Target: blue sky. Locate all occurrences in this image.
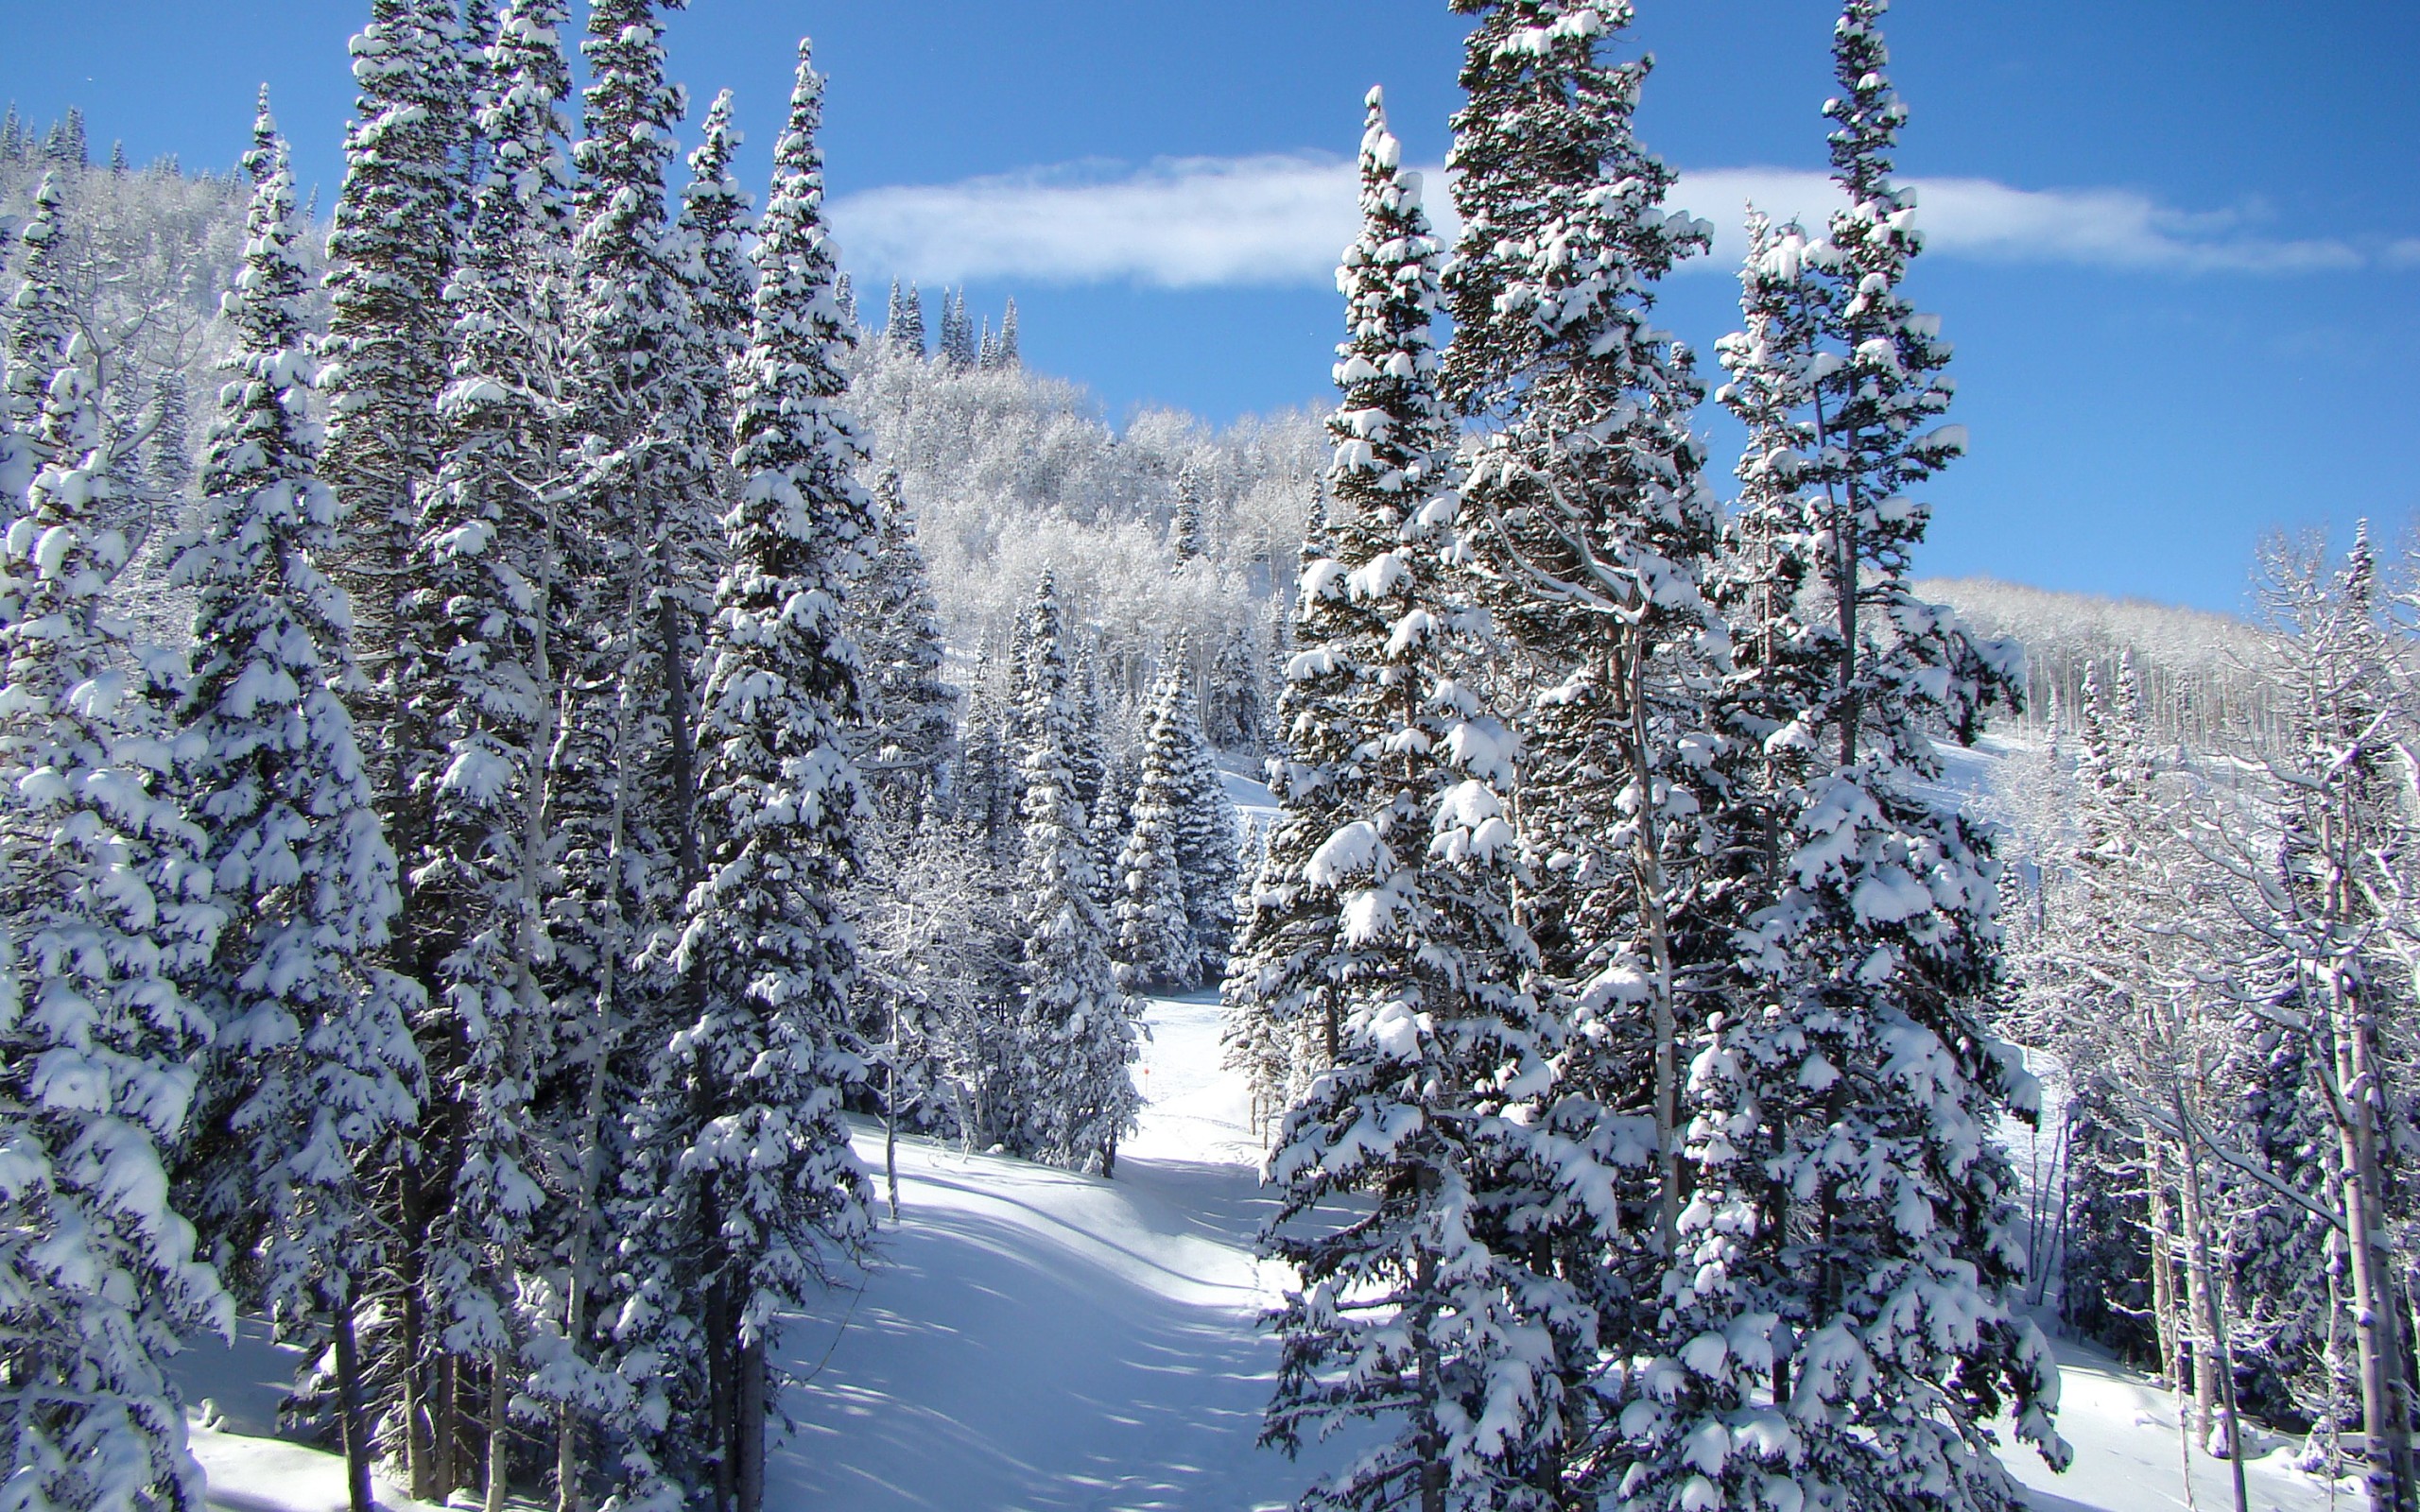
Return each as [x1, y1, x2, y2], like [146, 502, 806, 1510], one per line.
[4, 1, 2414, 611]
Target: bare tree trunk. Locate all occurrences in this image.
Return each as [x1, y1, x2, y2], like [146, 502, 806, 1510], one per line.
[2147, 1130, 2183, 1387]
[1617, 642, 1680, 1257]
[708, 1270, 735, 1512]
[2176, 1127, 2220, 1447]
[485, 1349, 511, 1512]
[2177, 1084, 2250, 1512]
[736, 1338, 767, 1512]
[400, 1159, 437, 1501]
[434, 1349, 458, 1501]
[334, 1295, 374, 1512]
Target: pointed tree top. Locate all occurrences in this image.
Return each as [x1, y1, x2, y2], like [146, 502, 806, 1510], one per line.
[248, 86, 283, 185]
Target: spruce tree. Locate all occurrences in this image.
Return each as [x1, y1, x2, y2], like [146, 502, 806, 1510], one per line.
[1008, 570, 1140, 1174]
[408, 3, 593, 1502]
[1441, 3, 1720, 1352]
[552, 2, 705, 1502]
[1170, 462, 1206, 565]
[4, 174, 72, 452]
[1166, 671, 1238, 981]
[1111, 666, 1198, 990]
[1618, 8, 2062, 1509]
[886, 279, 925, 356]
[638, 42, 875, 1512]
[994, 297, 1020, 369]
[322, 0, 467, 798]
[1253, 90, 1585, 1510]
[172, 105, 424, 1512]
[0, 152, 224, 1512]
[144, 369, 191, 505]
[850, 471, 958, 817]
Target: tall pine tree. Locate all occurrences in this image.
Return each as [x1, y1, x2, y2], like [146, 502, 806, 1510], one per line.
[634, 42, 875, 1512]
[1253, 90, 1590, 1511]
[1008, 570, 1141, 1174]
[0, 167, 225, 1512]
[1616, 8, 2063, 1510]
[173, 102, 424, 1512]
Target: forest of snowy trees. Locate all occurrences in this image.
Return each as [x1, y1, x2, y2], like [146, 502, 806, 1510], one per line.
[6, 2, 2420, 1512]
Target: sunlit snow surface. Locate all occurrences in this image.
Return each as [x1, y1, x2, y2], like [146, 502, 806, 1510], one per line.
[175, 752, 2361, 1511]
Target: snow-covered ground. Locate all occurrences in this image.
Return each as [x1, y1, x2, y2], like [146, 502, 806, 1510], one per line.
[178, 974, 2359, 1512]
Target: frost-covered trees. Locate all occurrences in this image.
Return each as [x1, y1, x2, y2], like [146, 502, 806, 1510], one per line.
[172, 105, 424, 1512]
[1007, 570, 1141, 1174]
[638, 44, 873, 1509]
[0, 168, 225, 1512]
[1614, 7, 2062, 1509]
[1252, 89, 1594, 1510]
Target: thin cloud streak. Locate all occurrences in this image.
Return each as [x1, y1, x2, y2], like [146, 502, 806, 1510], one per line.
[828, 154, 2387, 289]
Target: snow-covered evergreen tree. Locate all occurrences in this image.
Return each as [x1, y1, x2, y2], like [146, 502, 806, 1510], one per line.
[637, 42, 874, 1512]
[1165, 670, 1238, 979]
[322, 0, 467, 797]
[992, 297, 1019, 369]
[0, 154, 226, 1512]
[172, 105, 424, 1512]
[4, 173, 72, 454]
[848, 470, 957, 817]
[1440, 10, 1720, 1400]
[1170, 462, 1207, 565]
[1204, 621, 1261, 751]
[1253, 89, 1587, 1510]
[1007, 569, 1140, 1174]
[885, 279, 925, 356]
[402, 2, 594, 1500]
[144, 369, 191, 506]
[1616, 9, 2062, 1510]
[1111, 665, 1197, 989]
[677, 87, 753, 453]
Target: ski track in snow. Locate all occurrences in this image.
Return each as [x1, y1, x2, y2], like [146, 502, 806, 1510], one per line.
[176, 937, 2360, 1511]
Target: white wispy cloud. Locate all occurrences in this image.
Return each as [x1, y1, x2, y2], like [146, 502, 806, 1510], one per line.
[830, 154, 1366, 289]
[827, 153, 2389, 289]
[1673, 167, 2366, 275]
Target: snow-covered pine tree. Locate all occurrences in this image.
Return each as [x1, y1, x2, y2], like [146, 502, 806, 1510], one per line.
[1166, 670, 1238, 982]
[322, 0, 467, 834]
[678, 88, 753, 452]
[1254, 88, 1586, 1510]
[849, 470, 958, 818]
[994, 297, 1019, 369]
[940, 287, 977, 369]
[1111, 665, 1198, 990]
[145, 369, 191, 505]
[957, 655, 1021, 859]
[884, 279, 925, 356]
[1440, 9, 1720, 1403]
[1204, 622, 1261, 750]
[1170, 461, 1206, 565]
[833, 270, 856, 330]
[172, 104, 425, 1512]
[4, 173, 72, 452]
[1070, 643, 1119, 893]
[404, 2, 596, 1502]
[1619, 8, 2063, 1510]
[640, 42, 874, 1512]
[1007, 569, 1141, 1174]
[523, 1, 717, 1502]
[0, 157, 226, 1512]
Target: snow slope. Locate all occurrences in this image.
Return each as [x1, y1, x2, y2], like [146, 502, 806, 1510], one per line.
[180, 979, 2358, 1512]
